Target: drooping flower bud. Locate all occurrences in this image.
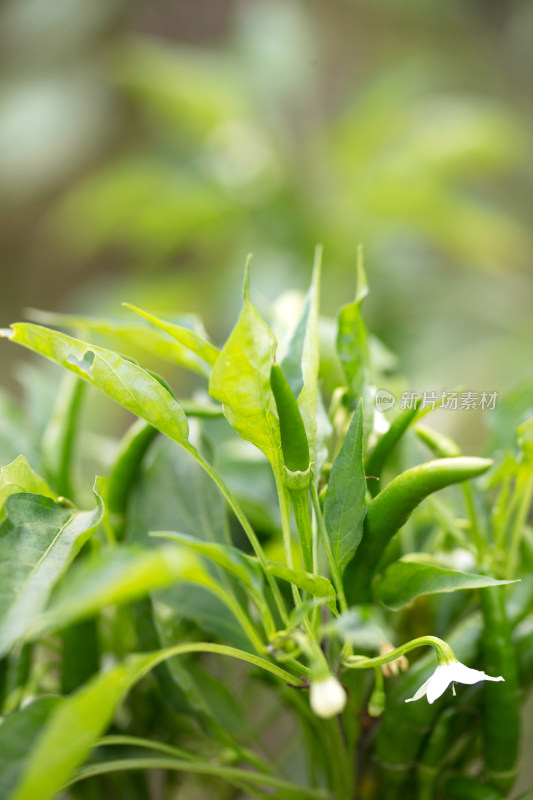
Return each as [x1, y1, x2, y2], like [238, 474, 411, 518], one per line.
[309, 675, 347, 718]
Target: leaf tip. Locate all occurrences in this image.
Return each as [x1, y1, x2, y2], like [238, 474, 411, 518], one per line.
[243, 254, 253, 301]
[355, 244, 369, 304]
[0, 327, 14, 339]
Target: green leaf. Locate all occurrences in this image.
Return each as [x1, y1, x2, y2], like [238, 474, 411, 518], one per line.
[266, 561, 336, 612]
[336, 247, 369, 388]
[8, 654, 153, 800]
[336, 249, 373, 443]
[0, 697, 61, 798]
[0, 485, 104, 657]
[32, 545, 205, 636]
[375, 559, 516, 611]
[2, 324, 191, 449]
[0, 456, 56, 519]
[324, 403, 367, 574]
[281, 247, 322, 464]
[209, 271, 280, 464]
[27, 309, 210, 376]
[127, 437, 228, 545]
[152, 531, 263, 591]
[8, 643, 301, 800]
[124, 303, 219, 367]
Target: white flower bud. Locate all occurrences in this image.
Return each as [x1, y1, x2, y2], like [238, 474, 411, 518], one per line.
[309, 675, 347, 719]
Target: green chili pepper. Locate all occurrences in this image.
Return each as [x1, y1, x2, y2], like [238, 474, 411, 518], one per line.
[365, 400, 422, 497]
[107, 418, 159, 539]
[446, 776, 505, 800]
[270, 363, 310, 474]
[514, 614, 533, 687]
[480, 585, 520, 793]
[344, 457, 493, 603]
[42, 373, 86, 500]
[416, 707, 477, 800]
[415, 424, 462, 459]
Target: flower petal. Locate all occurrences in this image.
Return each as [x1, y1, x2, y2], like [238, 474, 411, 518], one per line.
[448, 662, 504, 686]
[426, 664, 453, 704]
[405, 676, 431, 703]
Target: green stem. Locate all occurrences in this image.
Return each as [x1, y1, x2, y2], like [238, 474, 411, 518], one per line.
[194, 451, 289, 628]
[310, 482, 348, 614]
[290, 485, 316, 574]
[67, 758, 332, 799]
[273, 468, 330, 674]
[207, 582, 265, 654]
[461, 483, 485, 560]
[508, 475, 533, 579]
[344, 635, 456, 669]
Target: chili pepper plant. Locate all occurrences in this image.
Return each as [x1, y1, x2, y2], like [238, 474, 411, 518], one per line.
[0, 250, 532, 800]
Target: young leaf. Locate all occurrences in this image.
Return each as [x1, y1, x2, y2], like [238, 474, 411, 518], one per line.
[324, 403, 367, 574]
[375, 559, 516, 610]
[1, 324, 191, 449]
[209, 269, 280, 464]
[124, 303, 219, 367]
[0, 485, 104, 658]
[266, 562, 336, 612]
[0, 456, 56, 519]
[336, 248, 373, 442]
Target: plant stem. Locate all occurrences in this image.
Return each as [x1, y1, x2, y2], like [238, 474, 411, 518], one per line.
[310, 482, 348, 614]
[67, 758, 332, 799]
[194, 451, 289, 628]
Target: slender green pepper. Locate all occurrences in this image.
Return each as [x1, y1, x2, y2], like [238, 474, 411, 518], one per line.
[480, 585, 520, 793]
[416, 707, 477, 800]
[107, 419, 159, 539]
[344, 457, 493, 603]
[270, 363, 310, 474]
[415, 424, 462, 459]
[42, 372, 86, 500]
[365, 400, 422, 497]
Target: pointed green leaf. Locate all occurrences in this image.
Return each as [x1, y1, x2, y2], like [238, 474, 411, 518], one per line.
[127, 437, 228, 545]
[32, 545, 205, 636]
[151, 531, 263, 591]
[324, 403, 367, 574]
[8, 654, 154, 800]
[375, 559, 515, 611]
[0, 456, 56, 519]
[266, 561, 336, 612]
[124, 303, 219, 367]
[27, 309, 210, 376]
[0, 697, 61, 798]
[336, 248, 369, 388]
[2, 324, 191, 449]
[0, 485, 104, 657]
[209, 288, 280, 464]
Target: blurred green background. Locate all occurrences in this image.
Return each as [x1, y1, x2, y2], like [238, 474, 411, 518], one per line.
[1, 0, 532, 414]
[0, 0, 532, 790]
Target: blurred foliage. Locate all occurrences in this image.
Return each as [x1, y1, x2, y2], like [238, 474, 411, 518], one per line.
[1, 0, 533, 422]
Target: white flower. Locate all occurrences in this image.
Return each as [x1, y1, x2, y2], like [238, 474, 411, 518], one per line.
[310, 676, 347, 718]
[405, 660, 504, 704]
